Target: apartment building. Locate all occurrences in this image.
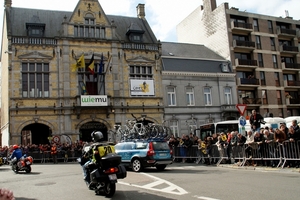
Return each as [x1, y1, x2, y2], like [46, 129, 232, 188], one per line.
[177, 0, 300, 118]
[0, 0, 163, 145]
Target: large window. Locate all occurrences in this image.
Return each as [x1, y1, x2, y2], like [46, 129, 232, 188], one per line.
[258, 53, 264, 67]
[204, 87, 212, 106]
[270, 37, 276, 51]
[260, 71, 266, 86]
[255, 35, 261, 49]
[22, 63, 49, 98]
[169, 120, 179, 137]
[253, 19, 259, 31]
[167, 87, 176, 106]
[129, 66, 153, 79]
[274, 72, 280, 86]
[224, 87, 232, 105]
[74, 14, 105, 38]
[268, 20, 273, 33]
[272, 55, 278, 68]
[186, 87, 195, 106]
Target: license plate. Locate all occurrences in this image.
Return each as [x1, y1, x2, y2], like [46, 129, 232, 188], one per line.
[159, 153, 166, 156]
[108, 174, 117, 181]
[26, 161, 31, 165]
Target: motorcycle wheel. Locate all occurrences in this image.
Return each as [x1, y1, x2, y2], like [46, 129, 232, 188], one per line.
[25, 165, 31, 173]
[12, 165, 18, 174]
[103, 182, 116, 197]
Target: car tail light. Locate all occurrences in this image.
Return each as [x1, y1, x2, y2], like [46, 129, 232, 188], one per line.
[104, 167, 119, 174]
[170, 149, 173, 155]
[147, 142, 155, 156]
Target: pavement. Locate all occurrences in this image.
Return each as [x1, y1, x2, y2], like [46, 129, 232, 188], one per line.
[171, 160, 300, 174]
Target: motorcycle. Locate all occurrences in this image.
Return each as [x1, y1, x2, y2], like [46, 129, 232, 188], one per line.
[0, 156, 8, 166]
[10, 154, 33, 173]
[85, 153, 127, 197]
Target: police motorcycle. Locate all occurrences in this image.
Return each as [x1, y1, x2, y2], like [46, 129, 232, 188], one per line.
[10, 154, 33, 173]
[79, 131, 127, 197]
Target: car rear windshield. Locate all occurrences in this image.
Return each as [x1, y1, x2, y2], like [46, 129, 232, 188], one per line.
[152, 142, 170, 150]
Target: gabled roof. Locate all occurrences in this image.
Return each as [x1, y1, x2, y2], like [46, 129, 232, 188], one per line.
[161, 42, 232, 73]
[7, 7, 158, 44]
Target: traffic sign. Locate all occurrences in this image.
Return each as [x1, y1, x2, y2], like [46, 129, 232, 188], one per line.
[239, 116, 246, 126]
[236, 104, 247, 115]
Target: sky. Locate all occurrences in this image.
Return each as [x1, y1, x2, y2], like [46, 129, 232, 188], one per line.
[0, 0, 300, 43]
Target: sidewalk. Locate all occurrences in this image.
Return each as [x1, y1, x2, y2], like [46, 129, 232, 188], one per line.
[171, 160, 300, 173]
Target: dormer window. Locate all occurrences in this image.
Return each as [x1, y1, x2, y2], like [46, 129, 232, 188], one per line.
[26, 23, 45, 37]
[126, 23, 145, 42]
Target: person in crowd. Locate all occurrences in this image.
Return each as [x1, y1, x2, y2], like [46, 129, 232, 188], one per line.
[226, 131, 232, 164]
[286, 126, 300, 168]
[280, 122, 289, 138]
[291, 119, 300, 132]
[263, 129, 276, 167]
[210, 133, 219, 164]
[236, 133, 246, 164]
[10, 145, 22, 162]
[249, 110, 265, 131]
[245, 130, 256, 166]
[216, 132, 228, 163]
[182, 134, 193, 163]
[254, 131, 265, 166]
[50, 143, 58, 164]
[0, 188, 15, 200]
[275, 125, 287, 143]
[168, 135, 179, 162]
[230, 131, 239, 164]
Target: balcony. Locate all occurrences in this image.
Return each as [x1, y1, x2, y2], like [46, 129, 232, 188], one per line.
[284, 80, 300, 88]
[279, 45, 299, 55]
[240, 97, 262, 105]
[281, 62, 300, 71]
[297, 30, 300, 40]
[286, 98, 300, 106]
[237, 78, 260, 87]
[221, 104, 238, 112]
[233, 40, 255, 52]
[231, 21, 253, 34]
[277, 27, 297, 39]
[235, 58, 258, 70]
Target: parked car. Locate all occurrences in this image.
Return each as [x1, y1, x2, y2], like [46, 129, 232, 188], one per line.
[114, 139, 172, 172]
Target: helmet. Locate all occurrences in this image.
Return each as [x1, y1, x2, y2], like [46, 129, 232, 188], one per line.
[91, 131, 103, 142]
[13, 145, 19, 150]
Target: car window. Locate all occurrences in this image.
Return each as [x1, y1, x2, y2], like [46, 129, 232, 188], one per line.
[124, 143, 134, 150]
[135, 142, 148, 149]
[152, 142, 169, 150]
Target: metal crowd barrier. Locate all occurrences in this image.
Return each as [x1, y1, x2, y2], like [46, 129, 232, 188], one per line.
[26, 150, 81, 163]
[172, 140, 300, 168]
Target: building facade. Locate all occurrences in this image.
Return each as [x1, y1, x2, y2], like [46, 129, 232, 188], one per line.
[161, 42, 238, 137]
[1, 0, 163, 145]
[177, 0, 300, 118]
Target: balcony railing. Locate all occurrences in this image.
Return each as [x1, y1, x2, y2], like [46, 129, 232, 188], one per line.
[239, 78, 260, 85]
[287, 98, 300, 105]
[242, 97, 261, 105]
[235, 59, 258, 67]
[12, 37, 57, 45]
[280, 45, 299, 53]
[286, 80, 300, 86]
[233, 40, 255, 48]
[233, 22, 253, 29]
[277, 27, 296, 36]
[282, 62, 300, 70]
[122, 43, 159, 51]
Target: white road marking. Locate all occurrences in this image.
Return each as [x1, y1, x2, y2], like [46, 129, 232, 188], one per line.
[118, 172, 188, 195]
[194, 195, 221, 200]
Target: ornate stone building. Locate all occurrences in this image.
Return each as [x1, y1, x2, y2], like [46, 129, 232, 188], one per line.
[1, 0, 163, 145]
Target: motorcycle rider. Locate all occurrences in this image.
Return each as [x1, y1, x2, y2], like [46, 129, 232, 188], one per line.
[10, 145, 22, 162]
[81, 131, 115, 189]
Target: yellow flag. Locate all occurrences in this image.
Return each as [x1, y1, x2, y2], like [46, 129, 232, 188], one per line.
[71, 54, 85, 72]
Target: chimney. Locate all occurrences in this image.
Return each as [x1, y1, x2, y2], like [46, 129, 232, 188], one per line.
[210, 0, 217, 11]
[136, 4, 145, 19]
[4, 0, 12, 7]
